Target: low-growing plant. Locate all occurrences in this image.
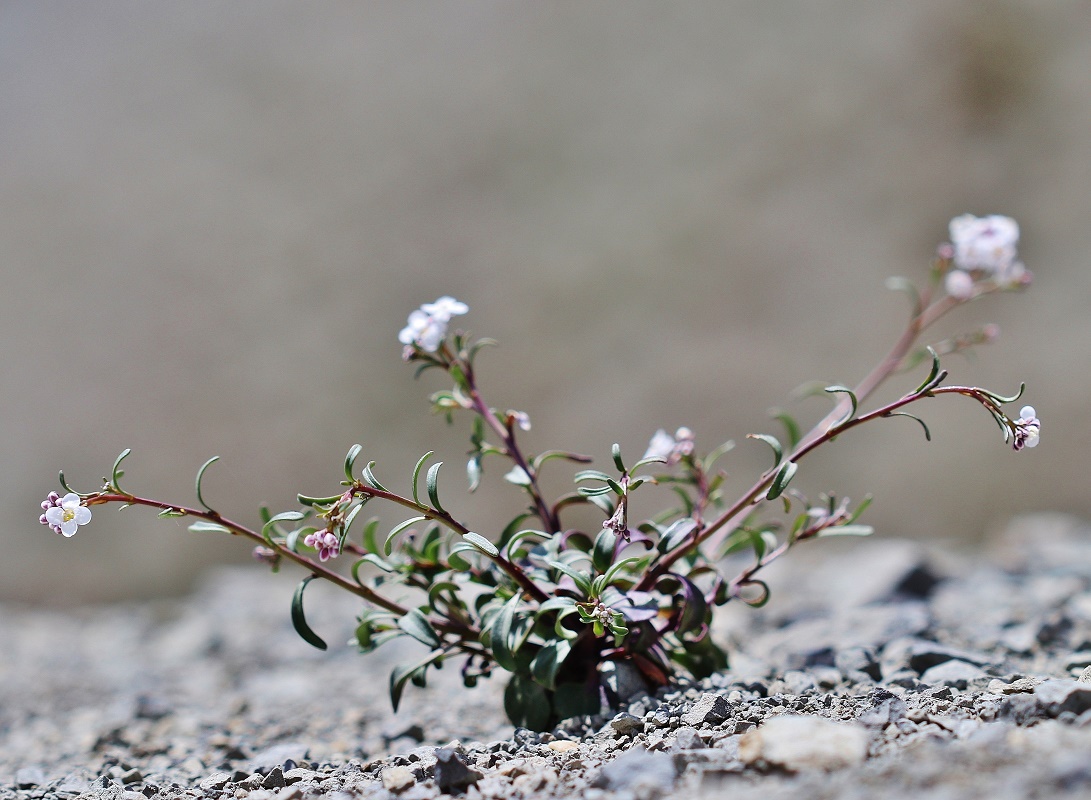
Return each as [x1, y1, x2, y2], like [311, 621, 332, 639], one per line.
[41, 215, 1039, 730]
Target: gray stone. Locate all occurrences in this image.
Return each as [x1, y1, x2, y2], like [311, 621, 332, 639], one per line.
[609, 712, 644, 736]
[431, 748, 482, 794]
[836, 646, 882, 682]
[920, 659, 988, 689]
[262, 767, 286, 789]
[15, 766, 46, 789]
[1035, 680, 1091, 717]
[593, 747, 678, 798]
[198, 772, 233, 792]
[380, 765, 416, 793]
[671, 727, 704, 751]
[739, 715, 868, 771]
[681, 693, 730, 726]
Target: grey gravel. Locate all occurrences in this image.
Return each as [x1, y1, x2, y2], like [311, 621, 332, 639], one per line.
[10, 514, 1091, 799]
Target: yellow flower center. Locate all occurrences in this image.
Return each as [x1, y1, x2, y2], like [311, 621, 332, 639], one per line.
[62, 508, 76, 523]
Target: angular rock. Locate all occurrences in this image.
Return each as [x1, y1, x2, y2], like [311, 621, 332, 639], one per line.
[1035, 680, 1091, 717]
[920, 659, 988, 689]
[681, 693, 730, 727]
[248, 743, 309, 775]
[380, 766, 416, 793]
[432, 748, 482, 794]
[739, 715, 868, 771]
[610, 712, 644, 737]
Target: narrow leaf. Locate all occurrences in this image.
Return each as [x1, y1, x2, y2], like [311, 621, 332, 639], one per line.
[747, 433, 783, 468]
[883, 411, 932, 441]
[397, 608, 442, 648]
[411, 451, 434, 506]
[913, 347, 943, 394]
[657, 518, 696, 553]
[611, 443, 626, 473]
[463, 531, 499, 558]
[426, 461, 446, 513]
[546, 560, 593, 596]
[344, 444, 363, 482]
[384, 516, 427, 556]
[467, 456, 482, 493]
[111, 448, 131, 492]
[530, 639, 572, 691]
[187, 521, 232, 534]
[824, 386, 858, 428]
[592, 527, 618, 574]
[195, 456, 220, 512]
[766, 461, 798, 500]
[291, 575, 328, 651]
[390, 650, 445, 712]
[816, 524, 875, 538]
[362, 461, 389, 492]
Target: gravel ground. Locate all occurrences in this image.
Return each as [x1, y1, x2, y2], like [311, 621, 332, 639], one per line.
[7, 512, 1091, 800]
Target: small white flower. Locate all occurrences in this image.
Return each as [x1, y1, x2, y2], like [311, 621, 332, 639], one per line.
[503, 466, 532, 486]
[944, 269, 975, 300]
[421, 296, 469, 322]
[399, 297, 469, 353]
[1012, 405, 1041, 451]
[643, 429, 676, 462]
[43, 493, 91, 537]
[949, 214, 1020, 275]
[510, 411, 531, 431]
[399, 309, 447, 353]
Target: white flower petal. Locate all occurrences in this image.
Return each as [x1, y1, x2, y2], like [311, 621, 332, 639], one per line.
[1019, 406, 1036, 420]
[45, 507, 65, 526]
[60, 519, 79, 536]
[60, 493, 81, 506]
[74, 506, 92, 525]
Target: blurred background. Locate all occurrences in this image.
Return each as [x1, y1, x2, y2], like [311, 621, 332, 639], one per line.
[3, 2, 1088, 604]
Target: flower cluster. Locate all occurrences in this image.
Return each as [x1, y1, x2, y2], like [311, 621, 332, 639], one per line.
[39, 492, 91, 537]
[399, 296, 469, 353]
[303, 529, 341, 561]
[944, 214, 1028, 299]
[1011, 405, 1041, 451]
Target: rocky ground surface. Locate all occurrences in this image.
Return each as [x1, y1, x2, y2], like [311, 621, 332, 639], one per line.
[7, 513, 1091, 800]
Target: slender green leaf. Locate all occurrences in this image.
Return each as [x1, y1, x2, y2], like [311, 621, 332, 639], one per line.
[824, 386, 858, 428]
[592, 527, 617, 574]
[466, 456, 482, 493]
[194, 456, 220, 512]
[984, 382, 1026, 405]
[546, 560, 593, 596]
[390, 650, 445, 712]
[344, 444, 363, 482]
[291, 575, 328, 651]
[602, 556, 645, 587]
[657, 518, 696, 553]
[384, 516, 427, 556]
[530, 639, 572, 691]
[912, 347, 943, 394]
[411, 451, 434, 505]
[297, 493, 344, 507]
[747, 433, 783, 468]
[884, 411, 932, 441]
[187, 521, 232, 534]
[361, 517, 381, 553]
[503, 528, 547, 559]
[157, 507, 186, 518]
[111, 448, 131, 492]
[490, 594, 522, 671]
[766, 461, 798, 500]
[262, 510, 306, 547]
[611, 443, 626, 473]
[816, 524, 874, 538]
[362, 461, 389, 492]
[503, 673, 550, 730]
[574, 469, 613, 484]
[397, 608, 442, 648]
[462, 531, 499, 558]
[771, 407, 802, 451]
[426, 462, 446, 513]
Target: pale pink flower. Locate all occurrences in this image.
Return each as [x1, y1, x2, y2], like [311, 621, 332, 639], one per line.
[949, 214, 1020, 275]
[41, 492, 91, 537]
[1011, 405, 1040, 451]
[304, 529, 341, 561]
